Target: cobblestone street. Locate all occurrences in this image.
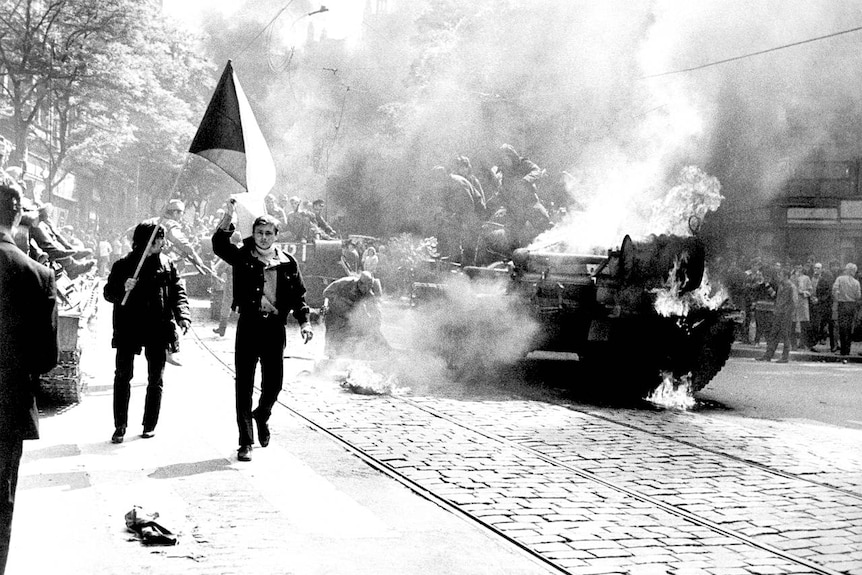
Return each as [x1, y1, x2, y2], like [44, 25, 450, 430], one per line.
[7, 299, 862, 574]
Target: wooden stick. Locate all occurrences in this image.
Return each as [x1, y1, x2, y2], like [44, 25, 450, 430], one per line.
[120, 223, 160, 306]
[122, 156, 191, 306]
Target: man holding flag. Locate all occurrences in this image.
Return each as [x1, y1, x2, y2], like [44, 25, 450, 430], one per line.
[192, 60, 311, 462]
[212, 202, 313, 462]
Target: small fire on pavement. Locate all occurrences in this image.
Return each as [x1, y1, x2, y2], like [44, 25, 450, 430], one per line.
[340, 361, 409, 396]
[646, 371, 696, 409]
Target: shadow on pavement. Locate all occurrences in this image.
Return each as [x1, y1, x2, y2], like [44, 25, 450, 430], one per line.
[19, 470, 91, 491]
[148, 458, 233, 480]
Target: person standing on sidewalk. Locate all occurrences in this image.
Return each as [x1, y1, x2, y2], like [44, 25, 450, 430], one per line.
[758, 266, 797, 363]
[103, 219, 191, 444]
[832, 262, 861, 357]
[0, 184, 58, 575]
[212, 201, 313, 462]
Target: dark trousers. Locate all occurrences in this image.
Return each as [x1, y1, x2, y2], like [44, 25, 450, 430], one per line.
[113, 344, 167, 431]
[837, 302, 857, 356]
[0, 438, 23, 575]
[234, 313, 286, 447]
[815, 302, 836, 350]
[754, 309, 773, 345]
[763, 313, 792, 360]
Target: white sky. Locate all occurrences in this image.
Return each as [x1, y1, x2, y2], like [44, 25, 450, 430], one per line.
[162, 0, 364, 41]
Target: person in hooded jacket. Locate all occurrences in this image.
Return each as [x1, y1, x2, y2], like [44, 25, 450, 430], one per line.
[103, 219, 191, 444]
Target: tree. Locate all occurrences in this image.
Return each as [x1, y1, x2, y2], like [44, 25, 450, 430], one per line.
[0, 0, 212, 204]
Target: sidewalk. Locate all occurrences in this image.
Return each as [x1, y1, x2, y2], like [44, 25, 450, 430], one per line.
[731, 340, 862, 363]
[7, 299, 557, 575]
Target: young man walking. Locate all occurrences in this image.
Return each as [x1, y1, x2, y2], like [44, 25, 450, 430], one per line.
[212, 201, 313, 462]
[103, 219, 191, 443]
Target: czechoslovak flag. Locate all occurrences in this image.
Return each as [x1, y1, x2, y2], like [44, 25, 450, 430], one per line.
[189, 60, 276, 198]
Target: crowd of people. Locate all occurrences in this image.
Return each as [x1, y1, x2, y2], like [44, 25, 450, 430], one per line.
[718, 256, 862, 361]
[432, 144, 568, 268]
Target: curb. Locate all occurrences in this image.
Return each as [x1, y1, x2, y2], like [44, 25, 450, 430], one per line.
[731, 344, 862, 363]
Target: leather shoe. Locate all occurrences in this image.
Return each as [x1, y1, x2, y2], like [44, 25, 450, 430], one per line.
[142, 429, 156, 439]
[755, 356, 770, 362]
[237, 445, 253, 461]
[776, 358, 789, 363]
[111, 427, 125, 444]
[253, 413, 270, 447]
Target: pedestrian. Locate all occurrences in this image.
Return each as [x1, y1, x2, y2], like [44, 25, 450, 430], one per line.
[212, 201, 313, 462]
[832, 262, 861, 356]
[750, 266, 775, 346]
[97, 235, 113, 276]
[211, 232, 241, 337]
[0, 184, 59, 574]
[815, 260, 839, 352]
[321, 271, 389, 358]
[103, 219, 191, 444]
[758, 266, 797, 363]
[361, 245, 379, 274]
[792, 263, 813, 350]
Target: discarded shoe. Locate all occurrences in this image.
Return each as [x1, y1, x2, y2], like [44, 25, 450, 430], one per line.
[238, 445, 253, 462]
[253, 413, 270, 447]
[111, 426, 126, 444]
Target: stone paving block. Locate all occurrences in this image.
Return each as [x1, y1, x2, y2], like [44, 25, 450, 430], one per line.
[543, 548, 595, 560]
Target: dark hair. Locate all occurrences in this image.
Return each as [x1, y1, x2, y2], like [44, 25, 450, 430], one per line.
[252, 214, 280, 233]
[0, 184, 22, 228]
[312, 199, 325, 207]
[132, 218, 165, 252]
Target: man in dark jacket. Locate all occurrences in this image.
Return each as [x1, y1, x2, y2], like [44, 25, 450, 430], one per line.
[758, 266, 797, 363]
[814, 260, 837, 352]
[104, 219, 191, 444]
[321, 271, 388, 358]
[0, 184, 58, 574]
[212, 202, 313, 462]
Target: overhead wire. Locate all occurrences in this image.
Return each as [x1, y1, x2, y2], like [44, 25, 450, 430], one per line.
[235, 0, 297, 57]
[642, 24, 862, 79]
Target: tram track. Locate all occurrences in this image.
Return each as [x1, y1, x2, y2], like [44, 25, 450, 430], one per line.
[557, 403, 862, 502]
[192, 327, 859, 575]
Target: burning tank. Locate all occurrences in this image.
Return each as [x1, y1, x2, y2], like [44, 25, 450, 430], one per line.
[446, 232, 740, 396]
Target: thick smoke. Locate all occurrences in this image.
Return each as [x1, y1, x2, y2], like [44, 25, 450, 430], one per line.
[200, 1, 862, 239]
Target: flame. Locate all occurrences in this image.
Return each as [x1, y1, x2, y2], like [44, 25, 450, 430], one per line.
[646, 371, 696, 409]
[340, 361, 408, 396]
[654, 260, 728, 318]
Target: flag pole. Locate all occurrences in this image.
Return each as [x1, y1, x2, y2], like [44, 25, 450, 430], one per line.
[122, 156, 190, 306]
[120, 223, 159, 306]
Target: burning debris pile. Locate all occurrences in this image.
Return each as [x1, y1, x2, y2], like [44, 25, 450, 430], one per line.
[340, 362, 409, 396]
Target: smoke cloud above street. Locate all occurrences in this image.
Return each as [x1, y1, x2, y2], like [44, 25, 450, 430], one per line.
[196, 0, 862, 243]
